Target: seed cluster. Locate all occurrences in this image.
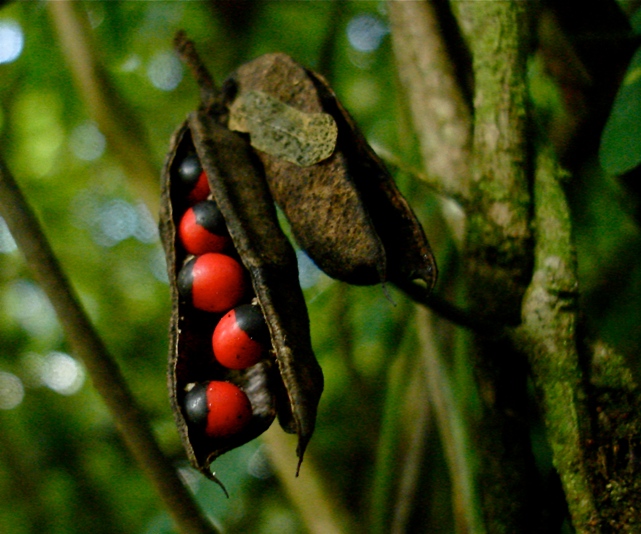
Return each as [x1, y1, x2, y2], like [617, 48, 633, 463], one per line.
[174, 151, 271, 439]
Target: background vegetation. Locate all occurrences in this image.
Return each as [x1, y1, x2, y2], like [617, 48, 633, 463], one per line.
[0, 1, 640, 533]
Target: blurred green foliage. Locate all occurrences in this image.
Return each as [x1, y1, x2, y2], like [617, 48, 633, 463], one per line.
[1, 1, 640, 534]
[600, 3, 641, 176]
[600, 45, 641, 176]
[0, 2, 446, 533]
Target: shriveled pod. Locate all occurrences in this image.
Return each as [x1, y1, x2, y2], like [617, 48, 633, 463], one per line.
[224, 53, 437, 294]
[161, 35, 323, 484]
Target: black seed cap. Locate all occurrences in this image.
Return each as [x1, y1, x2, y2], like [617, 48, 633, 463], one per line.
[235, 304, 270, 344]
[177, 257, 195, 300]
[178, 153, 202, 188]
[192, 200, 228, 236]
[183, 383, 208, 427]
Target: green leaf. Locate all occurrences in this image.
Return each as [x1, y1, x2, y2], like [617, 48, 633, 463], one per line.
[599, 46, 641, 176]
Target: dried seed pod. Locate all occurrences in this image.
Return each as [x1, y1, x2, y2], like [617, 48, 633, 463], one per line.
[225, 53, 437, 293]
[161, 116, 323, 481]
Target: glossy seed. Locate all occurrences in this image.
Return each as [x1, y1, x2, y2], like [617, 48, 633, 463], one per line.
[213, 304, 269, 369]
[179, 200, 231, 255]
[177, 253, 248, 313]
[178, 153, 210, 204]
[205, 381, 253, 437]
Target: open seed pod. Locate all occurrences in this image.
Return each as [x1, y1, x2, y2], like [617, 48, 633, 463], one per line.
[160, 87, 323, 482]
[224, 53, 437, 294]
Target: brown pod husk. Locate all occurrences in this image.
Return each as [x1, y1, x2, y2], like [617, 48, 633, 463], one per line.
[224, 53, 437, 293]
[160, 115, 323, 481]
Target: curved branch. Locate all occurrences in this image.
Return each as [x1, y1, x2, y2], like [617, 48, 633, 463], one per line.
[0, 156, 218, 534]
[395, 281, 505, 337]
[513, 148, 599, 531]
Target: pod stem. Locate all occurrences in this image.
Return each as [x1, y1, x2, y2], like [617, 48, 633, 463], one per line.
[0, 155, 219, 534]
[174, 30, 220, 109]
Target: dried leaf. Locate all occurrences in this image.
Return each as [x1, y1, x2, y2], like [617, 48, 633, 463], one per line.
[228, 90, 338, 167]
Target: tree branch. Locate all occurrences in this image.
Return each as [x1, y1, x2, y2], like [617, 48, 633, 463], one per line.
[451, 3, 540, 532]
[388, 0, 472, 201]
[0, 156, 218, 534]
[373, 144, 469, 208]
[513, 148, 599, 532]
[454, 1, 533, 323]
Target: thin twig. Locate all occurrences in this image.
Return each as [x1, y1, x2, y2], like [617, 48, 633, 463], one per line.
[373, 144, 469, 208]
[369, 345, 410, 534]
[390, 358, 430, 534]
[393, 281, 505, 338]
[174, 31, 220, 109]
[416, 306, 485, 534]
[47, 1, 159, 215]
[0, 156, 218, 534]
[261, 425, 353, 534]
[316, 0, 344, 80]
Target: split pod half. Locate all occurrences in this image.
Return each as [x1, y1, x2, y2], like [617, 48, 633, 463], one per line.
[161, 48, 323, 483]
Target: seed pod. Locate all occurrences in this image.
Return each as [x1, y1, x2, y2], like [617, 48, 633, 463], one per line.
[161, 110, 323, 481]
[224, 53, 437, 293]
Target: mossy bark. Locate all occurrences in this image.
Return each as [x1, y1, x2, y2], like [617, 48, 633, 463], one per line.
[391, 0, 641, 530]
[454, 4, 540, 533]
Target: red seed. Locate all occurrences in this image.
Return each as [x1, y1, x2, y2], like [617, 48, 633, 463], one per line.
[192, 253, 247, 313]
[177, 154, 210, 204]
[188, 170, 210, 204]
[179, 201, 231, 255]
[213, 305, 267, 369]
[179, 253, 247, 313]
[205, 381, 252, 437]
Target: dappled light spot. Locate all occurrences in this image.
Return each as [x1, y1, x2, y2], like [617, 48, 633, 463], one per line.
[96, 199, 139, 246]
[149, 245, 169, 284]
[297, 249, 322, 290]
[147, 50, 183, 91]
[133, 203, 159, 244]
[4, 280, 60, 340]
[69, 121, 106, 161]
[0, 216, 17, 253]
[41, 351, 85, 396]
[247, 445, 273, 480]
[72, 192, 159, 247]
[85, 3, 105, 29]
[0, 20, 23, 64]
[177, 466, 202, 494]
[346, 13, 388, 53]
[0, 372, 24, 410]
[120, 54, 141, 73]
